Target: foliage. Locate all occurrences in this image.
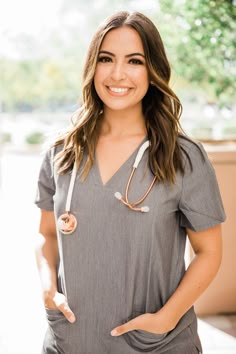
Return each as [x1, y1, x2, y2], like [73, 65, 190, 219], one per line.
[0, 132, 11, 144]
[0, 0, 235, 111]
[25, 131, 45, 145]
[0, 57, 80, 112]
[159, 0, 236, 105]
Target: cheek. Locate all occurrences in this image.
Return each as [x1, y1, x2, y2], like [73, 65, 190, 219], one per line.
[141, 71, 149, 91]
[94, 65, 110, 81]
[129, 68, 149, 87]
[94, 70, 103, 96]
[94, 69, 100, 88]
[94, 67, 110, 96]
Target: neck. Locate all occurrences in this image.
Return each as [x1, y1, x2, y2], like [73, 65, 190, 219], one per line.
[99, 107, 147, 138]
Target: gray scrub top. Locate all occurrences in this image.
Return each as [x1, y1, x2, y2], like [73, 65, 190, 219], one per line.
[35, 136, 226, 354]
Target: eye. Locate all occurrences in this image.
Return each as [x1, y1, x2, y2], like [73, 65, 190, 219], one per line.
[97, 56, 112, 63]
[129, 58, 144, 65]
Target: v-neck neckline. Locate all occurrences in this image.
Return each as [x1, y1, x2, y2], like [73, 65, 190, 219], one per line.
[95, 136, 148, 187]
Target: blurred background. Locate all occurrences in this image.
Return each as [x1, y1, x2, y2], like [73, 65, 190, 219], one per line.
[0, 0, 235, 353]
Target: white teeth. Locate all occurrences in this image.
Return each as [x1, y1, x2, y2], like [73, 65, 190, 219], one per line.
[109, 87, 129, 93]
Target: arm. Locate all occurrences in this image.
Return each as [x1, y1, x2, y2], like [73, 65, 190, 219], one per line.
[157, 224, 222, 327]
[111, 224, 222, 336]
[35, 209, 76, 323]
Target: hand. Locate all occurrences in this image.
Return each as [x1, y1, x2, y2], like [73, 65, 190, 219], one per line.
[44, 291, 76, 323]
[110, 311, 176, 337]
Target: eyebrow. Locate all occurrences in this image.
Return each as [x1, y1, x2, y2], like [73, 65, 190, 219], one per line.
[98, 50, 145, 58]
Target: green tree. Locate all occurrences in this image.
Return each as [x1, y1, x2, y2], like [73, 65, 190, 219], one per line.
[0, 57, 81, 112]
[0, 59, 39, 111]
[1, 0, 235, 111]
[159, 0, 236, 105]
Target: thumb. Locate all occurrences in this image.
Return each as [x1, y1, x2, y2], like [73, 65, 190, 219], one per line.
[60, 303, 76, 323]
[53, 293, 76, 323]
[111, 322, 133, 337]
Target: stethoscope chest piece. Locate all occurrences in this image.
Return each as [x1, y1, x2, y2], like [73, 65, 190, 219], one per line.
[57, 212, 77, 235]
[57, 163, 78, 235]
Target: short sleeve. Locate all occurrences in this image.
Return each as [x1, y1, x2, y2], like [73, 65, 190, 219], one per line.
[34, 148, 55, 211]
[179, 142, 226, 231]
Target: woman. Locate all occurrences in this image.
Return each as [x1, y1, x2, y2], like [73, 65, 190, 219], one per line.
[35, 11, 226, 354]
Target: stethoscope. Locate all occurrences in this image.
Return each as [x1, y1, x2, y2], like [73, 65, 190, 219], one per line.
[114, 140, 156, 212]
[57, 140, 156, 235]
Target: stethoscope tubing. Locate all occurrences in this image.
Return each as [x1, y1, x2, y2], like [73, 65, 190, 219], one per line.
[124, 167, 157, 207]
[114, 140, 156, 212]
[58, 140, 156, 234]
[65, 162, 78, 212]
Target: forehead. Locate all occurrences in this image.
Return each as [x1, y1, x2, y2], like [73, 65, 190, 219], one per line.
[100, 26, 144, 53]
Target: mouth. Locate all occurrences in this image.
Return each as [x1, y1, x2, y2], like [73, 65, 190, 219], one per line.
[107, 86, 131, 95]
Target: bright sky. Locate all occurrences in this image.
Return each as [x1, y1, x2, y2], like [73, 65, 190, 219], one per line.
[0, 0, 158, 58]
[0, 0, 158, 34]
[0, 0, 63, 35]
[0, 0, 63, 57]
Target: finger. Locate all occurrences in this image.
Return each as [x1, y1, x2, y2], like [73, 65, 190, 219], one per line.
[59, 303, 76, 323]
[111, 323, 132, 337]
[53, 293, 76, 323]
[110, 314, 150, 336]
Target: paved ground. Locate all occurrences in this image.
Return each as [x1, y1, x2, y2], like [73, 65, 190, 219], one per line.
[0, 150, 235, 354]
[0, 149, 46, 354]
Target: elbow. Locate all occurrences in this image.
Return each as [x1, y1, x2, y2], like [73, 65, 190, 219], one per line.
[206, 248, 223, 281]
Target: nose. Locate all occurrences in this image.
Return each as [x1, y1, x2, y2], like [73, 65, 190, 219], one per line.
[110, 62, 127, 81]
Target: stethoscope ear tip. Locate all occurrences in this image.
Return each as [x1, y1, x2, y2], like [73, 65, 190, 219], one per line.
[114, 192, 150, 212]
[141, 206, 150, 213]
[114, 192, 122, 200]
[113, 141, 153, 213]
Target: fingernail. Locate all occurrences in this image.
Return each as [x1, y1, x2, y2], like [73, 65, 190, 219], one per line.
[68, 314, 76, 323]
[111, 329, 118, 336]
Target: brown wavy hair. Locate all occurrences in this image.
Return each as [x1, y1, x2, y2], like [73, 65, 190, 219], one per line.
[54, 11, 189, 183]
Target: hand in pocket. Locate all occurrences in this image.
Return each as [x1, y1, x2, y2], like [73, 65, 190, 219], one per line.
[111, 311, 175, 337]
[44, 291, 76, 323]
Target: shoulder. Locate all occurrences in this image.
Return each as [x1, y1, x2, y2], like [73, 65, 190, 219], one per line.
[41, 141, 64, 160]
[178, 133, 202, 152]
[177, 134, 216, 184]
[178, 133, 206, 165]
[177, 134, 215, 180]
[39, 142, 64, 176]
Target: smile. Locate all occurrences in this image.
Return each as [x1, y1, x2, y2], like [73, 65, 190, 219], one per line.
[108, 87, 130, 93]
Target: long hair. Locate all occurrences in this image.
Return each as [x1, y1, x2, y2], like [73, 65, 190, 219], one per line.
[54, 11, 188, 183]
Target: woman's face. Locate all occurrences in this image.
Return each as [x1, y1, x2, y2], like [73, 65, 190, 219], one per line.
[94, 26, 149, 114]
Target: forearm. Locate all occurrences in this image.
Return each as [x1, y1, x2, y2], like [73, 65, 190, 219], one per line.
[112, 247, 222, 337]
[35, 232, 76, 321]
[35, 233, 59, 297]
[158, 248, 222, 327]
